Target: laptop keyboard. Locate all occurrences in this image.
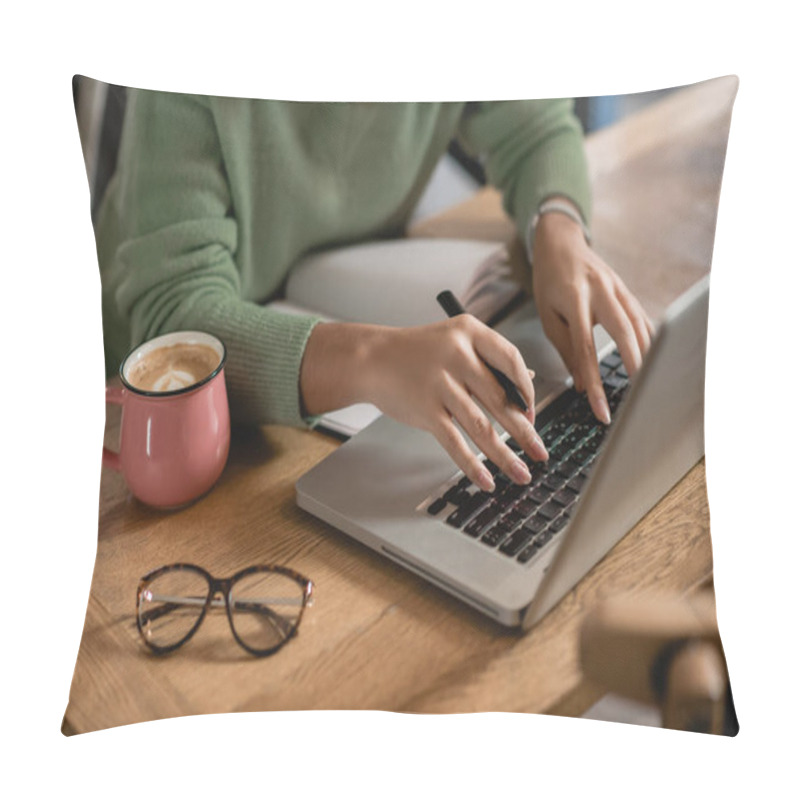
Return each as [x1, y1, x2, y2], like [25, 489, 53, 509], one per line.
[421, 352, 630, 565]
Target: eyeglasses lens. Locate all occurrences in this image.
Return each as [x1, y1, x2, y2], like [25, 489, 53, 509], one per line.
[229, 571, 305, 652]
[139, 568, 210, 649]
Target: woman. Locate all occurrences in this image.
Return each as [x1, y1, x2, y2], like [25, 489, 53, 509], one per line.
[96, 90, 652, 492]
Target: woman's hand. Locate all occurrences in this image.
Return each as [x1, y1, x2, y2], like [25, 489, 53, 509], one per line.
[300, 316, 548, 492]
[531, 204, 655, 423]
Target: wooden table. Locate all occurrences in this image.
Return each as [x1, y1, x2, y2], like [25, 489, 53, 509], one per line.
[63, 76, 738, 734]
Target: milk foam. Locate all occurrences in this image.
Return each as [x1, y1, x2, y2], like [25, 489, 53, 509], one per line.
[152, 369, 197, 392]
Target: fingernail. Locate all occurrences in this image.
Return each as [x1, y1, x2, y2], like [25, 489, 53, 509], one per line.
[477, 466, 495, 493]
[593, 390, 611, 425]
[510, 458, 531, 484]
[525, 428, 548, 460]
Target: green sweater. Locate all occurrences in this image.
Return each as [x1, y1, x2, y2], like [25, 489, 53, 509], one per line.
[96, 90, 591, 426]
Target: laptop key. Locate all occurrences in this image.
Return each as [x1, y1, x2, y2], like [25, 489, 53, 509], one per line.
[483, 459, 500, 476]
[550, 515, 569, 533]
[603, 373, 627, 391]
[473, 490, 493, 507]
[463, 503, 501, 537]
[528, 485, 551, 505]
[536, 529, 554, 547]
[503, 483, 527, 501]
[542, 474, 564, 492]
[515, 498, 538, 517]
[608, 393, 625, 413]
[588, 427, 607, 445]
[517, 540, 542, 563]
[548, 442, 571, 462]
[555, 459, 582, 479]
[491, 472, 511, 492]
[553, 489, 577, 509]
[500, 508, 526, 529]
[445, 491, 490, 527]
[567, 472, 589, 493]
[536, 501, 561, 521]
[521, 516, 548, 537]
[540, 430, 556, 449]
[443, 480, 470, 504]
[426, 497, 448, 515]
[601, 352, 622, 370]
[481, 524, 510, 548]
[499, 528, 533, 556]
[445, 507, 470, 527]
[572, 445, 598, 466]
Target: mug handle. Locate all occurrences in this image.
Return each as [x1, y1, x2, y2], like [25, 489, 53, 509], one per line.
[102, 385, 125, 472]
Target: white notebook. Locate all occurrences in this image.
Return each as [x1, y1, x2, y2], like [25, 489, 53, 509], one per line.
[267, 238, 521, 437]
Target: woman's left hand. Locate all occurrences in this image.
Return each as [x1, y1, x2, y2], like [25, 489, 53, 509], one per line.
[531, 202, 655, 423]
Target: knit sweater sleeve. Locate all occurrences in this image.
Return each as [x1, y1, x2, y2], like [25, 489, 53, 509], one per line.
[456, 99, 591, 253]
[101, 90, 321, 427]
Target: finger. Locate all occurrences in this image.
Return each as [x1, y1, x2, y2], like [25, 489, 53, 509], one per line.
[613, 282, 653, 361]
[471, 324, 536, 418]
[463, 365, 548, 463]
[540, 311, 581, 390]
[567, 295, 611, 424]
[430, 415, 497, 492]
[593, 287, 643, 378]
[621, 280, 655, 339]
[444, 381, 534, 484]
[645, 312, 656, 338]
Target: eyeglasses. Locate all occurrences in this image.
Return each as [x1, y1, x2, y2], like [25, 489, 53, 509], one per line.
[136, 563, 314, 656]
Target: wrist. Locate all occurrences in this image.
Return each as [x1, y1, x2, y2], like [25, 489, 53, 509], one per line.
[535, 208, 586, 247]
[300, 321, 387, 416]
[527, 196, 591, 264]
[352, 324, 394, 407]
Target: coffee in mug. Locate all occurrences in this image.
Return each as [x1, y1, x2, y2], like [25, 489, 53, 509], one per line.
[103, 331, 230, 508]
[126, 342, 221, 393]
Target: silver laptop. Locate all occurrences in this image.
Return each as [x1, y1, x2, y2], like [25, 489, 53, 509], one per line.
[296, 275, 709, 628]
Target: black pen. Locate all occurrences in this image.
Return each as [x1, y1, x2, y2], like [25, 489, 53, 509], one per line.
[436, 290, 529, 413]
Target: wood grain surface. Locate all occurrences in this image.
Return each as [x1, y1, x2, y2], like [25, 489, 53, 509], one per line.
[64, 75, 737, 734]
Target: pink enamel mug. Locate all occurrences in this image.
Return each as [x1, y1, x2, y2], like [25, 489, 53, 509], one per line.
[102, 331, 230, 508]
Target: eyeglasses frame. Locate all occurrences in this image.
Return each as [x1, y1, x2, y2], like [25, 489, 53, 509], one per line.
[136, 563, 314, 657]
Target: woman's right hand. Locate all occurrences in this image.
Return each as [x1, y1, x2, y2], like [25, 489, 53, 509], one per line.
[301, 316, 548, 492]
